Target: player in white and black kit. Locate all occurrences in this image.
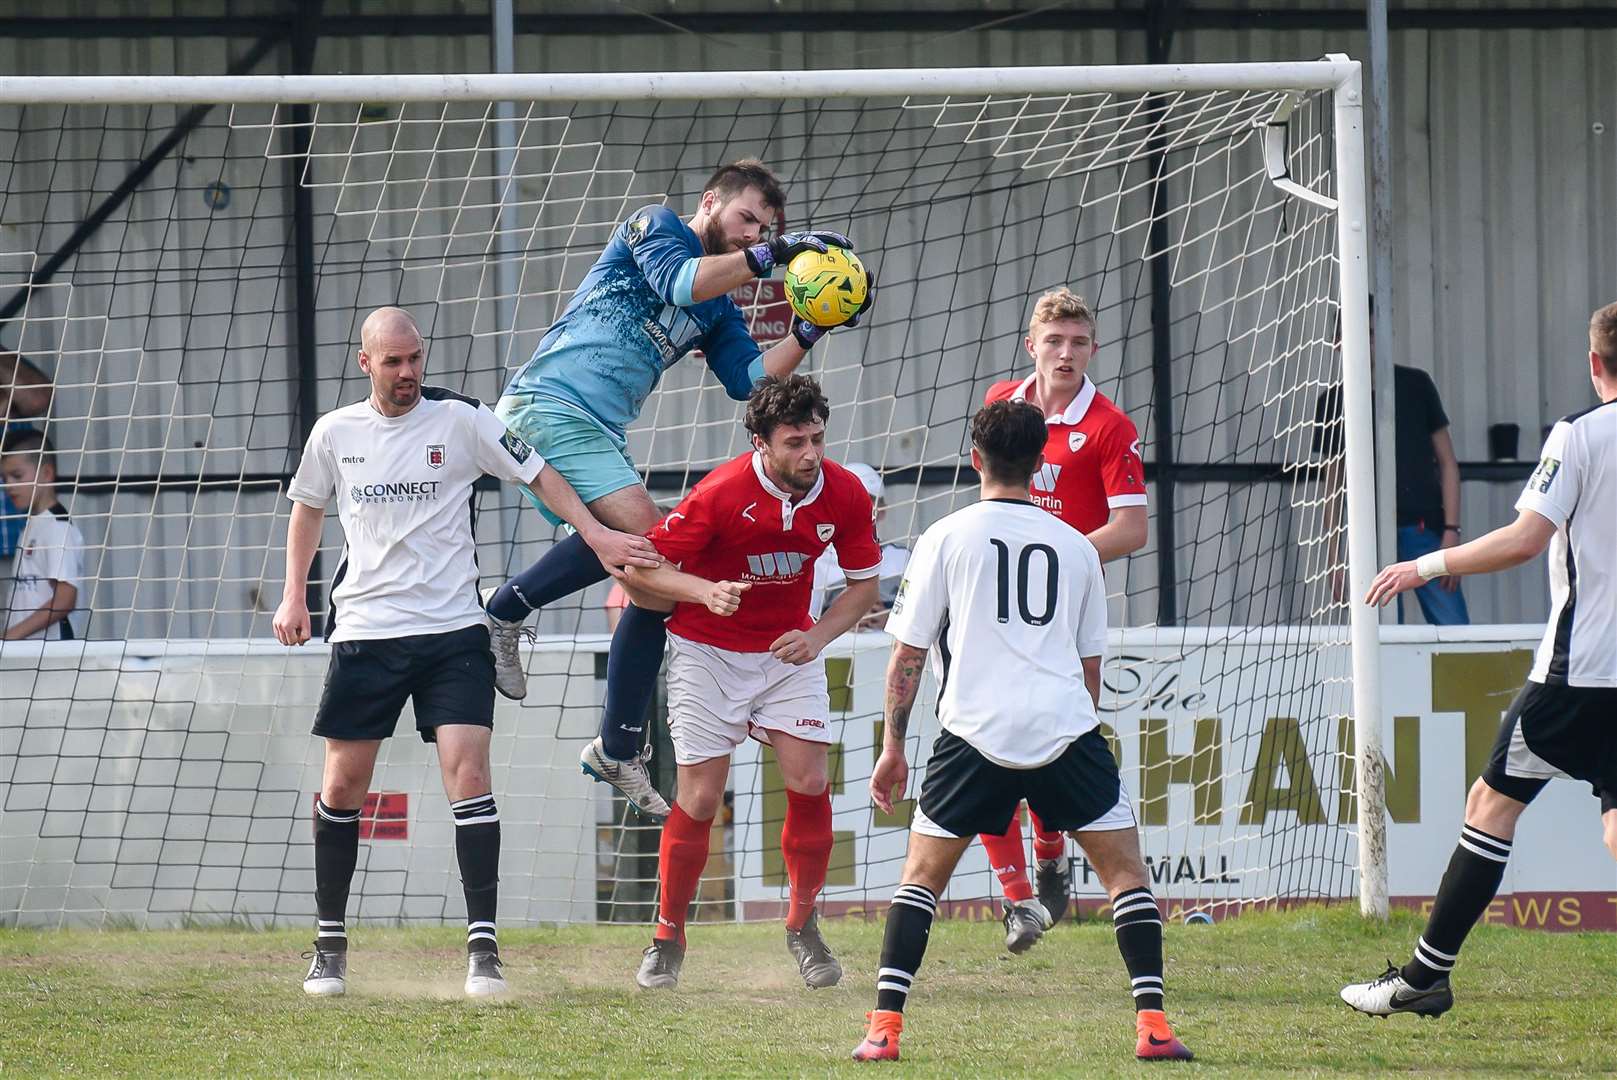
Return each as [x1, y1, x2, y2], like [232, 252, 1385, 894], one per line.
[851, 400, 1193, 1064]
[273, 307, 658, 999]
[1342, 301, 1617, 1019]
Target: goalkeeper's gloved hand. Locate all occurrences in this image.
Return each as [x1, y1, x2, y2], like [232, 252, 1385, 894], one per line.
[792, 320, 827, 350]
[791, 270, 877, 348]
[745, 230, 854, 277]
[841, 267, 877, 329]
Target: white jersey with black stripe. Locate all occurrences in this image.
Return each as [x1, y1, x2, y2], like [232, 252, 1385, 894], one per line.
[286, 387, 546, 642]
[1515, 398, 1617, 687]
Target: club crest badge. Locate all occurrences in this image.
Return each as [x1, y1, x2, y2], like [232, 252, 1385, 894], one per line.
[427, 444, 445, 469]
[817, 523, 835, 542]
[1068, 431, 1087, 453]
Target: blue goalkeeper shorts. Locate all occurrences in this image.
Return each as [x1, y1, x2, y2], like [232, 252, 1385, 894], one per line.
[494, 392, 643, 527]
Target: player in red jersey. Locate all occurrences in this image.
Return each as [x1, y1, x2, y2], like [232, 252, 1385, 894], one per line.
[978, 287, 1150, 949]
[619, 375, 881, 991]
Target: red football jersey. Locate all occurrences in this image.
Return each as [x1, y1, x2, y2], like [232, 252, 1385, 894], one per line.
[650, 452, 881, 652]
[984, 374, 1147, 534]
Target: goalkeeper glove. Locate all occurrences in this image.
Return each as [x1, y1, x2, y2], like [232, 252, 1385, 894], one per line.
[842, 267, 877, 329]
[791, 270, 878, 348]
[792, 320, 826, 349]
[745, 230, 854, 277]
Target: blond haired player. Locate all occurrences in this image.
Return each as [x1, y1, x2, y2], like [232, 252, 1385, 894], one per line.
[978, 287, 1149, 948]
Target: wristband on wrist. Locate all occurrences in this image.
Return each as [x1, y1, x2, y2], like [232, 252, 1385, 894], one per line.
[1415, 550, 1449, 580]
[1442, 524, 1461, 535]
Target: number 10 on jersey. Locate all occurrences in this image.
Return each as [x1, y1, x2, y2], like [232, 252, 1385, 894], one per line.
[990, 538, 1059, 626]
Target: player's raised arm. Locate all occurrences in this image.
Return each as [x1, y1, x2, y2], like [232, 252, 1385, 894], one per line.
[524, 466, 663, 575]
[689, 226, 854, 305]
[1365, 509, 1556, 607]
[702, 253, 876, 398]
[1365, 413, 1580, 608]
[467, 401, 661, 576]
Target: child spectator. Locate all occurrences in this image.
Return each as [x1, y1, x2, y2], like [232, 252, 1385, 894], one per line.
[1, 352, 54, 560]
[2, 430, 85, 641]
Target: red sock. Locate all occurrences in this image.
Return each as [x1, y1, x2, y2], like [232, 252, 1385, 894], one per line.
[655, 803, 712, 946]
[1028, 809, 1066, 863]
[782, 787, 834, 932]
[979, 811, 1033, 903]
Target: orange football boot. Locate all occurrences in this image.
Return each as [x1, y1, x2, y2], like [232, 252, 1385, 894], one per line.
[851, 1009, 903, 1062]
[1135, 1010, 1193, 1061]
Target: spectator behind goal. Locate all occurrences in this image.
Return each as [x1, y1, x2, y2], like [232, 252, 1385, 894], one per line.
[1, 429, 85, 641]
[1, 352, 54, 561]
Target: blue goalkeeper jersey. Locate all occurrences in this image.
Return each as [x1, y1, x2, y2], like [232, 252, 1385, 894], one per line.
[503, 205, 766, 438]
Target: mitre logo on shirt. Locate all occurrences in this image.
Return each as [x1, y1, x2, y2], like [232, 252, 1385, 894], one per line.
[426, 444, 445, 469]
[744, 550, 808, 581]
[350, 480, 443, 505]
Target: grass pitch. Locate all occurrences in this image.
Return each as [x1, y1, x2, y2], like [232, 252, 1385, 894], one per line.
[2, 907, 1614, 1077]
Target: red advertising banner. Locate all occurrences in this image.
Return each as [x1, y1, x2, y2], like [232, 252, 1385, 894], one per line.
[312, 792, 409, 840]
[732, 279, 794, 345]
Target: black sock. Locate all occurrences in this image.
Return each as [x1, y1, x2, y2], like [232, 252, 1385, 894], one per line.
[486, 532, 610, 622]
[875, 883, 937, 1014]
[1402, 824, 1511, 989]
[313, 799, 361, 953]
[452, 793, 501, 956]
[1112, 886, 1165, 1012]
[600, 605, 669, 761]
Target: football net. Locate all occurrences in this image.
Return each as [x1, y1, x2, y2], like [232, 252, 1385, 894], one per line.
[0, 64, 1381, 929]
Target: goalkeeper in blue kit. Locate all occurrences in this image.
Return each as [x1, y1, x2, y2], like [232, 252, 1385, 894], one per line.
[482, 158, 873, 816]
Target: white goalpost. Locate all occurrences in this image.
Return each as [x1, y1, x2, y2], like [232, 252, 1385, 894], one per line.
[0, 60, 1386, 928]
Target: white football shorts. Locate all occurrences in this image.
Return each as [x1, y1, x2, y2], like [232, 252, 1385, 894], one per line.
[664, 634, 833, 766]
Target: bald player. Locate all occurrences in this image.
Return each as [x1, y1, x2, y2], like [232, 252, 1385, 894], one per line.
[274, 307, 657, 1000]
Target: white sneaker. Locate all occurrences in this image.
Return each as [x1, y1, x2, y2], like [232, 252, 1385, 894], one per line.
[482, 586, 530, 701]
[580, 736, 671, 820]
[465, 950, 508, 998]
[302, 946, 347, 996]
[1340, 963, 1453, 1018]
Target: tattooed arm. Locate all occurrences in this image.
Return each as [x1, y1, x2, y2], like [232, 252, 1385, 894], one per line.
[871, 642, 928, 814]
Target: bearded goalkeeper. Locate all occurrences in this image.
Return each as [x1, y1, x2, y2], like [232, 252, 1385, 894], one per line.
[482, 158, 872, 817]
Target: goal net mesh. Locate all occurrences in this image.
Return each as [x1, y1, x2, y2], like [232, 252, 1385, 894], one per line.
[0, 76, 1358, 928]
